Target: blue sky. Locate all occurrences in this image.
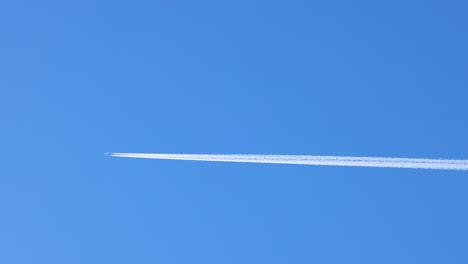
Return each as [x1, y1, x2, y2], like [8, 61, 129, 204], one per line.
[1, 0, 468, 263]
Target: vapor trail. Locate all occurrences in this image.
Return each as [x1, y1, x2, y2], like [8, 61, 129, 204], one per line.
[109, 153, 468, 170]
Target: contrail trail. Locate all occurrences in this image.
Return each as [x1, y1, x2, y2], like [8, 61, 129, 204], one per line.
[109, 153, 468, 170]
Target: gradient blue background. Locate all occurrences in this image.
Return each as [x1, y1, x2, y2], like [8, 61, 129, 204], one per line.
[1, 0, 467, 263]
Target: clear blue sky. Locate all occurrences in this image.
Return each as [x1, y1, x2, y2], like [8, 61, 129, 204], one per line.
[1, 0, 468, 263]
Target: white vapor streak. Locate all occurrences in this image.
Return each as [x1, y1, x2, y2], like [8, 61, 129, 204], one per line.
[109, 153, 468, 170]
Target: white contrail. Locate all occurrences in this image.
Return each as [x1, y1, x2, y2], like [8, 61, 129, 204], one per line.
[109, 153, 468, 170]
